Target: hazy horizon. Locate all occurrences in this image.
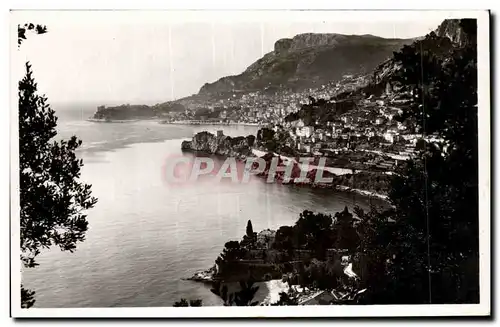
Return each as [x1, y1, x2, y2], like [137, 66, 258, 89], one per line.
[13, 11, 445, 107]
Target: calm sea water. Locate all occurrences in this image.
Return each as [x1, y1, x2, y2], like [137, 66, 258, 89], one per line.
[21, 103, 380, 307]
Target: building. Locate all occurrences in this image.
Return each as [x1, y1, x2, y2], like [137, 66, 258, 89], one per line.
[297, 143, 311, 153]
[296, 126, 315, 138]
[341, 116, 352, 124]
[383, 131, 395, 143]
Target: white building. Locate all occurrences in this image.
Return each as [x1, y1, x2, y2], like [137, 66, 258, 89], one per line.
[341, 116, 351, 124]
[296, 126, 315, 138]
[383, 129, 400, 144]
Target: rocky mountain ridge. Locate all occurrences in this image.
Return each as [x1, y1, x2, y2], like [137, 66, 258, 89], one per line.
[435, 19, 469, 47]
[369, 19, 467, 92]
[198, 33, 413, 95]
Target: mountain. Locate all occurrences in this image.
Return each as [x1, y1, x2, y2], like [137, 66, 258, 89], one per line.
[283, 19, 472, 127]
[435, 19, 469, 47]
[198, 33, 414, 95]
[92, 19, 470, 121]
[360, 19, 468, 98]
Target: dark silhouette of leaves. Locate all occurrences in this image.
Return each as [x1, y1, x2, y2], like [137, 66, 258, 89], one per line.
[21, 285, 35, 308]
[210, 279, 259, 306]
[271, 291, 299, 306]
[358, 19, 479, 304]
[173, 299, 189, 307]
[173, 298, 203, 307]
[18, 23, 47, 46]
[18, 25, 97, 308]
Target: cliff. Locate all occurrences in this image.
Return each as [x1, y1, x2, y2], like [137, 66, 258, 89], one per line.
[435, 19, 469, 47]
[199, 33, 413, 95]
[181, 131, 256, 159]
[356, 20, 465, 98]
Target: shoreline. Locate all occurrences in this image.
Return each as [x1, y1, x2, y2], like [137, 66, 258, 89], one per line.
[180, 130, 390, 202]
[87, 117, 161, 123]
[251, 149, 360, 176]
[160, 121, 263, 127]
[250, 148, 389, 201]
[334, 185, 389, 201]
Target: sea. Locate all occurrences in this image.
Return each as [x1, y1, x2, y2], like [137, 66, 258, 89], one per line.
[20, 103, 383, 307]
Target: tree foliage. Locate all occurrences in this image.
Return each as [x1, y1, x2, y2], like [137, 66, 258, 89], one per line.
[173, 299, 203, 307]
[19, 62, 98, 267]
[246, 219, 254, 238]
[270, 291, 299, 306]
[18, 23, 47, 46]
[210, 280, 259, 306]
[20, 286, 35, 308]
[18, 25, 97, 308]
[357, 19, 479, 304]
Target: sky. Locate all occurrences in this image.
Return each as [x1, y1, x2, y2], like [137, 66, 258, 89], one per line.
[13, 11, 446, 107]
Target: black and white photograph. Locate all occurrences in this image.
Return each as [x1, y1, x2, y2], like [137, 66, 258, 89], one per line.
[9, 9, 490, 318]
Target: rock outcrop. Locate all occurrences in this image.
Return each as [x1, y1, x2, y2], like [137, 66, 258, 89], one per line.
[181, 131, 256, 159]
[185, 265, 217, 283]
[274, 38, 293, 54]
[435, 19, 468, 47]
[356, 19, 466, 98]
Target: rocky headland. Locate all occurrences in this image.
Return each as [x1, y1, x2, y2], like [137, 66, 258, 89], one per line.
[181, 131, 256, 159]
[90, 102, 186, 121]
[199, 33, 413, 95]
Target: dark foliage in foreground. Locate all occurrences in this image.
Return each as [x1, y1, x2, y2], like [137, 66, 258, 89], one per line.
[210, 280, 260, 306]
[356, 19, 479, 304]
[271, 291, 299, 306]
[18, 25, 97, 309]
[184, 20, 480, 307]
[18, 23, 47, 46]
[20, 286, 35, 308]
[173, 299, 203, 307]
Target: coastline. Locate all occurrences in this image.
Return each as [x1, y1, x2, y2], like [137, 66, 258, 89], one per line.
[160, 120, 263, 127]
[334, 185, 389, 201]
[250, 148, 389, 201]
[180, 131, 391, 202]
[87, 117, 161, 123]
[251, 149, 360, 176]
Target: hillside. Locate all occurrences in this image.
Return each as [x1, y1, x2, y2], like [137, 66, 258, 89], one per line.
[364, 18, 465, 95]
[198, 33, 413, 95]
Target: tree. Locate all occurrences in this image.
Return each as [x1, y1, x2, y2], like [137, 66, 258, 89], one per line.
[20, 287, 35, 309]
[271, 291, 299, 306]
[18, 23, 47, 47]
[173, 299, 203, 307]
[300, 259, 342, 291]
[294, 210, 335, 258]
[358, 19, 479, 304]
[246, 220, 254, 238]
[214, 240, 247, 276]
[210, 280, 260, 306]
[18, 25, 97, 308]
[332, 207, 359, 251]
[273, 225, 295, 250]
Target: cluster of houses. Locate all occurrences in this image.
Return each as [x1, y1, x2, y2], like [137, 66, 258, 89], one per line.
[277, 86, 424, 160]
[160, 72, 433, 174]
[161, 74, 369, 125]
